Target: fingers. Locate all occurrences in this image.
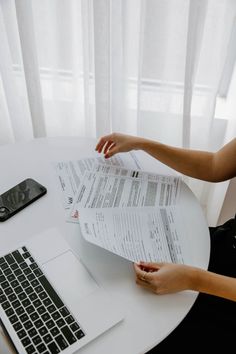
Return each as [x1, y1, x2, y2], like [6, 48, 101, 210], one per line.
[104, 141, 115, 155]
[139, 261, 161, 272]
[104, 145, 119, 159]
[135, 277, 156, 293]
[133, 263, 154, 283]
[95, 134, 114, 153]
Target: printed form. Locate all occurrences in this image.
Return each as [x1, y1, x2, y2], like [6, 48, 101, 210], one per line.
[79, 206, 184, 264]
[54, 151, 142, 209]
[53, 152, 184, 264]
[68, 166, 181, 222]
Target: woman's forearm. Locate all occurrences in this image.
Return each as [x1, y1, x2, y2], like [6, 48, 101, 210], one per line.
[136, 138, 216, 181]
[96, 133, 236, 182]
[190, 267, 236, 301]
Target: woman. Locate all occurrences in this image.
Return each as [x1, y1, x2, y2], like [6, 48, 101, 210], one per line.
[96, 132, 236, 352]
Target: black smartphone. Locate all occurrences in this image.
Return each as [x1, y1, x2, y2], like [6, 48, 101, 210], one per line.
[0, 178, 47, 222]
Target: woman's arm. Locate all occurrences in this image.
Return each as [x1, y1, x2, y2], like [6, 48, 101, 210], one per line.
[134, 262, 236, 301]
[96, 133, 236, 182]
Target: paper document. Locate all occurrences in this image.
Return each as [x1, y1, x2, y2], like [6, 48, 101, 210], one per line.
[79, 206, 184, 264]
[54, 152, 142, 209]
[68, 167, 181, 222]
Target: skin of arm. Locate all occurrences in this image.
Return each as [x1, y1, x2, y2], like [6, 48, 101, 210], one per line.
[95, 133, 236, 182]
[134, 262, 236, 302]
[96, 132, 236, 300]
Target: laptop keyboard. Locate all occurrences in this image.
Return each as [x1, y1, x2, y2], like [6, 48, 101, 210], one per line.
[0, 247, 85, 354]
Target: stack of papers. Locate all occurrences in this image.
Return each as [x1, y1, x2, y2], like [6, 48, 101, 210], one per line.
[54, 152, 184, 264]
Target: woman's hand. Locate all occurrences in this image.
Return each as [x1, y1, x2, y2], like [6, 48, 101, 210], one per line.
[134, 261, 195, 295]
[95, 132, 142, 158]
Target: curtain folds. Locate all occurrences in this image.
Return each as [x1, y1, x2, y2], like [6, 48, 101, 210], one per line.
[0, 0, 236, 225]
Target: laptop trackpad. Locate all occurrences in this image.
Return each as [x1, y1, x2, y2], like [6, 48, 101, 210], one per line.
[41, 251, 99, 310]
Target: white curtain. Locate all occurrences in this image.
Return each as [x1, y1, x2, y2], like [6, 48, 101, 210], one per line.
[0, 0, 236, 226]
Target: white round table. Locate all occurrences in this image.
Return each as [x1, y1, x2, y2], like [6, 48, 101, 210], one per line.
[0, 137, 210, 354]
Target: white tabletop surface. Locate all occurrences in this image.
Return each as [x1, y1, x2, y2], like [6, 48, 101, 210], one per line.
[0, 136, 210, 354]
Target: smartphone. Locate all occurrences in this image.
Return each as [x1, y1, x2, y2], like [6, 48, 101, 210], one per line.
[0, 178, 47, 222]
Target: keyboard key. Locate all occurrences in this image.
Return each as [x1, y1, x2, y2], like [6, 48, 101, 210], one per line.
[34, 319, 43, 329]
[25, 344, 36, 354]
[28, 328, 37, 338]
[27, 273, 35, 281]
[56, 318, 65, 328]
[0, 275, 6, 283]
[18, 274, 26, 282]
[7, 274, 15, 282]
[15, 306, 24, 315]
[51, 312, 60, 321]
[13, 321, 22, 331]
[38, 276, 64, 309]
[18, 292, 27, 301]
[12, 250, 24, 264]
[1, 280, 9, 289]
[19, 313, 29, 323]
[55, 334, 69, 350]
[29, 293, 38, 301]
[36, 343, 47, 353]
[32, 335, 42, 345]
[50, 327, 60, 337]
[75, 329, 85, 340]
[17, 328, 27, 339]
[43, 333, 53, 344]
[70, 322, 80, 332]
[60, 307, 69, 317]
[34, 268, 43, 277]
[33, 299, 42, 308]
[38, 291, 47, 300]
[43, 298, 52, 307]
[30, 312, 40, 322]
[48, 341, 60, 354]
[65, 315, 74, 324]
[22, 299, 31, 308]
[39, 326, 48, 336]
[12, 300, 21, 309]
[5, 307, 14, 317]
[5, 254, 15, 265]
[2, 301, 11, 310]
[4, 268, 12, 276]
[61, 325, 77, 345]
[8, 293, 17, 302]
[14, 268, 22, 276]
[0, 294, 7, 303]
[10, 263, 18, 271]
[21, 336, 31, 347]
[24, 320, 33, 330]
[45, 320, 55, 329]
[5, 287, 13, 295]
[23, 252, 31, 259]
[37, 305, 46, 315]
[25, 305, 35, 315]
[41, 313, 50, 322]
[15, 286, 24, 295]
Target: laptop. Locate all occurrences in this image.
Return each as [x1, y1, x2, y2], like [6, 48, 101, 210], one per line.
[0, 228, 124, 354]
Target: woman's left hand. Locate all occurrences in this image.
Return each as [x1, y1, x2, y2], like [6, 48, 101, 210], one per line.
[134, 261, 194, 295]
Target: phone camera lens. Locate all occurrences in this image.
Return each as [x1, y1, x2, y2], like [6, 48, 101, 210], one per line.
[0, 207, 9, 218]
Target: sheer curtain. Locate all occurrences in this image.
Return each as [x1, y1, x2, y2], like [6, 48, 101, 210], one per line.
[0, 0, 236, 225]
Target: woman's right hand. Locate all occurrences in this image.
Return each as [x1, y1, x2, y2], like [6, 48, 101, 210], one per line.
[95, 132, 141, 158]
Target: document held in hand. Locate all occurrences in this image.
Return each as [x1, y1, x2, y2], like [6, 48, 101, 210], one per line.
[73, 166, 184, 264]
[54, 152, 184, 264]
[78, 206, 184, 264]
